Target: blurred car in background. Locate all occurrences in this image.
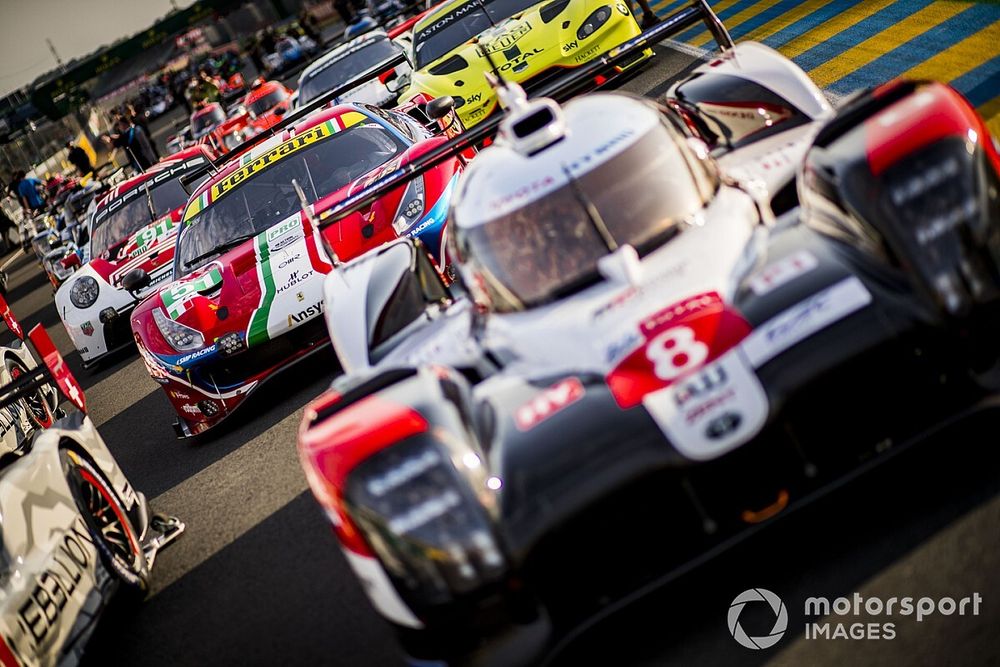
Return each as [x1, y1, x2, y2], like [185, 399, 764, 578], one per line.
[243, 79, 294, 133]
[297, 30, 412, 109]
[190, 102, 227, 142]
[263, 35, 319, 76]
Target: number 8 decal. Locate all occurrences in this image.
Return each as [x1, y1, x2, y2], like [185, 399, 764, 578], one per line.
[646, 326, 709, 380]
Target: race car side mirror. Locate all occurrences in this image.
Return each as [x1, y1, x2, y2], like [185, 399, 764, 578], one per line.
[123, 268, 151, 294]
[426, 96, 455, 121]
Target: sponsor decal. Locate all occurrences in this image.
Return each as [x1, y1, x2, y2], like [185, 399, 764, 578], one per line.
[643, 350, 768, 460]
[497, 47, 543, 72]
[183, 114, 366, 222]
[482, 22, 530, 53]
[181, 404, 201, 415]
[208, 121, 336, 203]
[19, 516, 94, 646]
[170, 390, 191, 400]
[514, 377, 584, 430]
[127, 217, 177, 259]
[748, 250, 818, 296]
[296, 291, 305, 302]
[161, 266, 224, 320]
[176, 344, 217, 366]
[287, 301, 324, 327]
[562, 40, 578, 53]
[276, 270, 314, 294]
[277, 253, 301, 269]
[616, 2, 629, 14]
[742, 277, 872, 368]
[416, 0, 481, 41]
[574, 44, 603, 63]
[80, 321, 94, 337]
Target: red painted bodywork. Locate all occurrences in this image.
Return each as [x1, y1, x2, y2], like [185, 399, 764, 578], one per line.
[298, 391, 428, 555]
[131, 104, 463, 436]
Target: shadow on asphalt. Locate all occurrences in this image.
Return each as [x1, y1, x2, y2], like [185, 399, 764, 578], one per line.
[97, 347, 337, 498]
[81, 492, 400, 667]
[550, 415, 1000, 667]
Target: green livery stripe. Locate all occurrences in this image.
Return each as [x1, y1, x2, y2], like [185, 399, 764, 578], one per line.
[246, 232, 276, 346]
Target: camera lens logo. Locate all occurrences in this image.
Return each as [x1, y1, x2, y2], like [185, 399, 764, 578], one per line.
[728, 588, 788, 649]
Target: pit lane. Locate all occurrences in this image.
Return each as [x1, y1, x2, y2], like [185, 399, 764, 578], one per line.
[2, 39, 997, 667]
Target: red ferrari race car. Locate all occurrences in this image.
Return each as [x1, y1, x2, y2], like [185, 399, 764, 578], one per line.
[56, 146, 216, 367]
[243, 79, 294, 134]
[129, 100, 465, 437]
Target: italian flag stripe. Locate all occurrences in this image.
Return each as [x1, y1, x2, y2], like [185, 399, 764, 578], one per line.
[246, 232, 276, 346]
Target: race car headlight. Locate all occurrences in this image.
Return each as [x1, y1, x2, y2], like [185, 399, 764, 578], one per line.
[152, 307, 205, 351]
[392, 177, 426, 235]
[69, 276, 100, 309]
[577, 5, 613, 40]
[344, 435, 506, 604]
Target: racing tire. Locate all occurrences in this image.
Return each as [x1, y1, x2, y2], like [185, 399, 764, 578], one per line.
[60, 449, 149, 597]
[6, 357, 53, 430]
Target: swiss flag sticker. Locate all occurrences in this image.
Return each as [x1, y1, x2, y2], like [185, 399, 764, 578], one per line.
[0, 293, 23, 340]
[515, 377, 585, 431]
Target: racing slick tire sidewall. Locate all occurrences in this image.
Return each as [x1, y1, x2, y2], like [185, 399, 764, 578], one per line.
[6, 356, 53, 430]
[60, 449, 150, 597]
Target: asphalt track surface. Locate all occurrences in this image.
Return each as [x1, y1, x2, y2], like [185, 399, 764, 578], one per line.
[5, 38, 997, 667]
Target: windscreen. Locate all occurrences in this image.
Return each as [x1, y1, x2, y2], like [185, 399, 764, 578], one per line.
[300, 38, 401, 106]
[176, 122, 407, 272]
[91, 179, 189, 259]
[249, 89, 289, 117]
[456, 120, 718, 310]
[192, 106, 225, 134]
[413, 0, 539, 69]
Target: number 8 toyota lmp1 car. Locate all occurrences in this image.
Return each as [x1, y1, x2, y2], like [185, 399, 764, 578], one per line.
[0, 295, 183, 667]
[295, 2, 1000, 664]
[130, 99, 464, 437]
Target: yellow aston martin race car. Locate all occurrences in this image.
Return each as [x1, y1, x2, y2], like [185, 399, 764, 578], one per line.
[401, 0, 648, 127]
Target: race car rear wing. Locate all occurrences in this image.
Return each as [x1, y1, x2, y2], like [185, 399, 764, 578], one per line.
[0, 293, 87, 415]
[214, 0, 730, 170]
[306, 0, 732, 235]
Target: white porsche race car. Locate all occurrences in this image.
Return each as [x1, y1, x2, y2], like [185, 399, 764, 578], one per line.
[55, 147, 214, 367]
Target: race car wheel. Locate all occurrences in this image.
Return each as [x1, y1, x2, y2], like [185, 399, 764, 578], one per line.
[61, 449, 149, 596]
[7, 358, 53, 429]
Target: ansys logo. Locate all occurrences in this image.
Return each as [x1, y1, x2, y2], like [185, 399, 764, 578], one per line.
[728, 588, 788, 649]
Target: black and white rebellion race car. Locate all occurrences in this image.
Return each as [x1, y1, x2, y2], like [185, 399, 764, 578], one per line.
[0, 295, 183, 667]
[295, 2, 1000, 663]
